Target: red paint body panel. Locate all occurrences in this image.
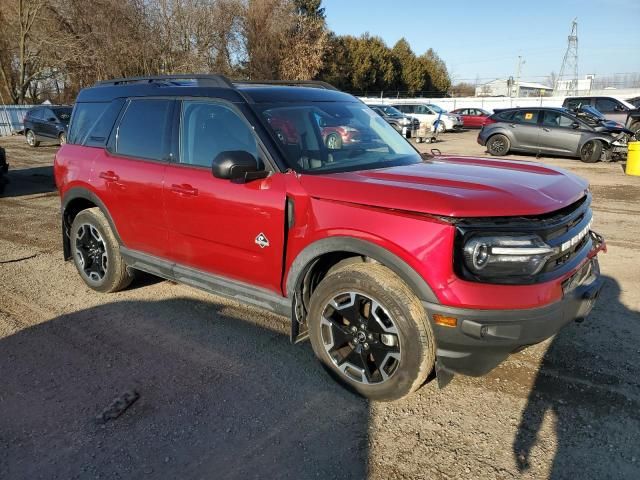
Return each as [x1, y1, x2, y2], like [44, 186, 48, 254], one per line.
[55, 142, 596, 311]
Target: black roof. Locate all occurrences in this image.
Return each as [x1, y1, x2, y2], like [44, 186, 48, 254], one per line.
[76, 75, 357, 104]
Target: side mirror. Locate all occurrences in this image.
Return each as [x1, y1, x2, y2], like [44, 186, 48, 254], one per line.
[571, 122, 581, 129]
[211, 150, 268, 182]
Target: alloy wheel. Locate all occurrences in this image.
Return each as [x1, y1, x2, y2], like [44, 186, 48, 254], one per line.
[320, 292, 401, 385]
[490, 137, 506, 154]
[74, 223, 108, 283]
[26, 131, 35, 146]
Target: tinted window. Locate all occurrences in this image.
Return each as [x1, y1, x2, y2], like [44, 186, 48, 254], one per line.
[542, 111, 575, 128]
[52, 107, 72, 123]
[116, 99, 173, 161]
[513, 110, 539, 124]
[68, 103, 109, 145]
[394, 105, 411, 113]
[564, 98, 586, 111]
[180, 101, 258, 168]
[42, 108, 56, 122]
[28, 108, 43, 120]
[595, 98, 621, 113]
[85, 99, 125, 147]
[494, 110, 515, 121]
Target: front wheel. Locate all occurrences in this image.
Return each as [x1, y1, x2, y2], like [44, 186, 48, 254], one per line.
[308, 262, 435, 401]
[580, 140, 602, 163]
[434, 121, 445, 133]
[59, 132, 67, 145]
[325, 133, 343, 150]
[70, 208, 134, 293]
[486, 133, 510, 156]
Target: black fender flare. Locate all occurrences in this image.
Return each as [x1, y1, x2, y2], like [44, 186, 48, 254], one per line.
[61, 187, 123, 258]
[286, 236, 439, 304]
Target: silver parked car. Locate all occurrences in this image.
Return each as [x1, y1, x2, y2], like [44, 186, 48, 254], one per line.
[477, 107, 630, 163]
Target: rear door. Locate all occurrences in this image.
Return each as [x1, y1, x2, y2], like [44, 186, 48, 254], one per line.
[41, 108, 59, 138]
[538, 110, 584, 155]
[94, 98, 174, 257]
[509, 109, 541, 151]
[163, 99, 287, 293]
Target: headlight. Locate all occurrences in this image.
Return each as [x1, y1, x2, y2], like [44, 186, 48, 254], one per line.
[463, 234, 554, 277]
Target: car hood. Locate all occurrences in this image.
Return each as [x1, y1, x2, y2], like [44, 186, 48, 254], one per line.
[298, 156, 588, 217]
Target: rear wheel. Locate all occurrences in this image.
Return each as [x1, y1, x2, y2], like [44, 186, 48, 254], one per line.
[629, 122, 640, 141]
[308, 262, 435, 401]
[59, 132, 67, 145]
[486, 134, 510, 156]
[580, 140, 602, 163]
[434, 121, 446, 133]
[70, 208, 134, 293]
[25, 130, 39, 147]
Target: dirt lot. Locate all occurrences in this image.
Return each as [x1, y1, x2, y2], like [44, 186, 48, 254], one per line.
[1, 131, 639, 479]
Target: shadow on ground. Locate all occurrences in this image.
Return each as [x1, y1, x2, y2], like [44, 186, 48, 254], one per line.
[513, 275, 640, 479]
[0, 165, 56, 198]
[0, 298, 369, 479]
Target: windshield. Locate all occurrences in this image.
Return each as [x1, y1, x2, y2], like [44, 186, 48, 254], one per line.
[260, 102, 421, 174]
[53, 107, 72, 122]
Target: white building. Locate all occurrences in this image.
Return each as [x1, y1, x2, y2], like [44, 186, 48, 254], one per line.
[475, 79, 553, 97]
[554, 75, 594, 95]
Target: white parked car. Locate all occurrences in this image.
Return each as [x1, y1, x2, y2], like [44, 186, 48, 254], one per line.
[388, 101, 463, 132]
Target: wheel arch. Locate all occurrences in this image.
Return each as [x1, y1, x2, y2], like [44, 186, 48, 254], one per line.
[286, 237, 439, 342]
[61, 187, 122, 260]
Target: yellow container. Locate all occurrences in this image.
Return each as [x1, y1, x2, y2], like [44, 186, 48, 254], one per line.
[627, 141, 640, 176]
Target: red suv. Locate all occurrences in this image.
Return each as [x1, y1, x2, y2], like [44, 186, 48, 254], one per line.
[55, 75, 606, 401]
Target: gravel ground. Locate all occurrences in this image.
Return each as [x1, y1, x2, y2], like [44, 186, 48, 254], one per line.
[1, 132, 639, 480]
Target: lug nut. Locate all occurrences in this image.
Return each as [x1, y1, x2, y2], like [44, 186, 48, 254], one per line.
[351, 326, 357, 332]
[363, 342, 369, 350]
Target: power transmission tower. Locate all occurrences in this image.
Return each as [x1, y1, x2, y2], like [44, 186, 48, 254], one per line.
[555, 18, 579, 95]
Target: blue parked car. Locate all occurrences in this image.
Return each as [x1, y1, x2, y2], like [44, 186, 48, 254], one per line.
[23, 105, 72, 147]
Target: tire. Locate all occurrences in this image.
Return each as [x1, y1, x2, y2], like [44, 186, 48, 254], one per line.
[325, 133, 343, 150]
[25, 130, 39, 147]
[486, 133, 510, 156]
[629, 122, 640, 141]
[433, 121, 445, 134]
[580, 140, 602, 163]
[308, 262, 436, 401]
[70, 207, 134, 293]
[59, 131, 67, 145]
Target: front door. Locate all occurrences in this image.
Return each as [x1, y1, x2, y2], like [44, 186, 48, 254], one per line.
[164, 99, 287, 293]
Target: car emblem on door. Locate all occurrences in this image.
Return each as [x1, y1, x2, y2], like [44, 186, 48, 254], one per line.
[255, 233, 270, 248]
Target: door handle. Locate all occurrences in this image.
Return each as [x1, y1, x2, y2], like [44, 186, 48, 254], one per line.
[509, 124, 516, 128]
[170, 184, 198, 196]
[99, 171, 120, 182]
[543, 127, 551, 132]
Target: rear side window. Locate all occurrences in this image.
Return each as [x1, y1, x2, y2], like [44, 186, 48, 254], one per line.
[28, 108, 43, 120]
[513, 110, 539, 124]
[69, 103, 109, 145]
[115, 99, 173, 161]
[493, 110, 515, 121]
[564, 98, 586, 111]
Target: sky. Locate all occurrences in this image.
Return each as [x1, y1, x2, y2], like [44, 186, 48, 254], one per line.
[321, 0, 640, 85]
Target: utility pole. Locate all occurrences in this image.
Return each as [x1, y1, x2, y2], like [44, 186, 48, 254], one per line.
[515, 56, 525, 97]
[555, 18, 579, 95]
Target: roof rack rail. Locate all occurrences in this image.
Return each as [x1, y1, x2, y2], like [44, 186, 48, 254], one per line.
[95, 74, 234, 88]
[234, 80, 338, 91]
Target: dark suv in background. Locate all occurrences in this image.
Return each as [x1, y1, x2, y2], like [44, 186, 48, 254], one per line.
[23, 105, 72, 147]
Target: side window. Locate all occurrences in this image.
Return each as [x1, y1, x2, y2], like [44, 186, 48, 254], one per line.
[564, 99, 584, 111]
[179, 101, 258, 168]
[395, 105, 411, 114]
[29, 108, 43, 120]
[42, 108, 55, 122]
[115, 99, 173, 161]
[542, 111, 574, 128]
[415, 105, 430, 115]
[458, 109, 468, 115]
[495, 110, 514, 121]
[513, 110, 539, 124]
[68, 103, 109, 145]
[595, 98, 620, 113]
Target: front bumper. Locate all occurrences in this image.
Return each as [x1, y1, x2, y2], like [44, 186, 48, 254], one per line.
[423, 255, 604, 378]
